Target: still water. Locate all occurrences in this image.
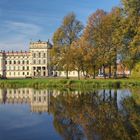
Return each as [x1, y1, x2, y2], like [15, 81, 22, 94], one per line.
[0, 88, 140, 140]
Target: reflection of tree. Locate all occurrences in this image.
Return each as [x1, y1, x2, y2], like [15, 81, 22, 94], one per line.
[50, 89, 140, 140]
[122, 96, 140, 139]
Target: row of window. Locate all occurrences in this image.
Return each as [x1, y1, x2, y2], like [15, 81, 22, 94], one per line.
[5, 59, 48, 65]
[33, 67, 46, 70]
[33, 52, 46, 58]
[6, 66, 29, 71]
[5, 56, 29, 59]
[7, 72, 30, 76]
[7, 90, 48, 94]
[8, 90, 30, 94]
[5, 60, 29, 65]
[33, 59, 46, 64]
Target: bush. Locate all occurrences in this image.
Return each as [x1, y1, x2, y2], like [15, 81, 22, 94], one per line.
[131, 62, 140, 78]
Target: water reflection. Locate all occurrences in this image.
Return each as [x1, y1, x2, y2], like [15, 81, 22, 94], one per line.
[0, 88, 140, 140]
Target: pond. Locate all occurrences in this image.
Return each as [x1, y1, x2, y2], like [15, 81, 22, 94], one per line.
[0, 88, 140, 140]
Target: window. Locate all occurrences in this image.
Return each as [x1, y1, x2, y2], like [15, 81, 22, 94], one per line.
[33, 53, 36, 58]
[22, 60, 24, 64]
[14, 89, 16, 93]
[14, 61, 16, 64]
[23, 72, 25, 75]
[27, 66, 29, 70]
[34, 97, 36, 101]
[44, 97, 46, 101]
[38, 52, 41, 58]
[43, 60, 46, 64]
[5, 61, 7, 64]
[44, 53, 46, 57]
[23, 66, 25, 70]
[18, 61, 20, 64]
[27, 60, 29, 64]
[39, 60, 41, 64]
[42, 67, 46, 70]
[39, 97, 41, 102]
[33, 60, 36, 64]
[9, 61, 12, 64]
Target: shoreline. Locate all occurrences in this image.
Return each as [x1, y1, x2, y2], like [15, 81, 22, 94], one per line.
[0, 78, 140, 89]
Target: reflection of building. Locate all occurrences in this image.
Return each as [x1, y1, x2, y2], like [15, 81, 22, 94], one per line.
[0, 88, 60, 113]
[0, 40, 52, 78]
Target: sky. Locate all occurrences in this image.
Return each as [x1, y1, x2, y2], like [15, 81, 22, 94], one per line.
[0, 0, 121, 51]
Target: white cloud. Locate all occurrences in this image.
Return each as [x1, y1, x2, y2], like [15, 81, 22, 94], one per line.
[0, 21, 42, 51]
[4, 21, 42, 36]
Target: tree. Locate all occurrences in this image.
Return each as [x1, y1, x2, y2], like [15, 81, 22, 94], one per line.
[52, 13, 83, 78]
[121, 0, 140, 16]
[83, 10, 107, 78]
[120, 0, 140, 75]
[70, 40, 84, 80]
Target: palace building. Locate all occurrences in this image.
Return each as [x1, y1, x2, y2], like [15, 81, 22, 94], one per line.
[0, 40, 53, 78]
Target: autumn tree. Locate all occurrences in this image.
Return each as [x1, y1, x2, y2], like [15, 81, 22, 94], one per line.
[70, 39, 85, 80]
[52, 13, 83, 78]
[83, 10, 107, 78]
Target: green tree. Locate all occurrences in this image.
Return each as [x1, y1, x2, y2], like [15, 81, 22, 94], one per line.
[120, 0, 140, 75]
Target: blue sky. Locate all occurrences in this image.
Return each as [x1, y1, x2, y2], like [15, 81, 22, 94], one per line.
[0, 0, 121, 51]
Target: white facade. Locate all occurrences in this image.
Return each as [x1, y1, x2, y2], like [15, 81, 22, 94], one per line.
[54, 70, 83, 78]
[0, 40, 52, 78]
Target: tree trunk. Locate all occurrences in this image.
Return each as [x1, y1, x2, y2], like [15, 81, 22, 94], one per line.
[103, 65, 106, 79]
[109, 64, 112, 78]
[114, 61, 117, 79]
[114, 49, 117, 79]
[93, 65, 96, 79]
[77, 70, 80, 80]
[66, 70, 69, 79]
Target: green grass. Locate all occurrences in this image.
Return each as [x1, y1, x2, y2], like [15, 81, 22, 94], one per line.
[0, 78, 140, 89]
